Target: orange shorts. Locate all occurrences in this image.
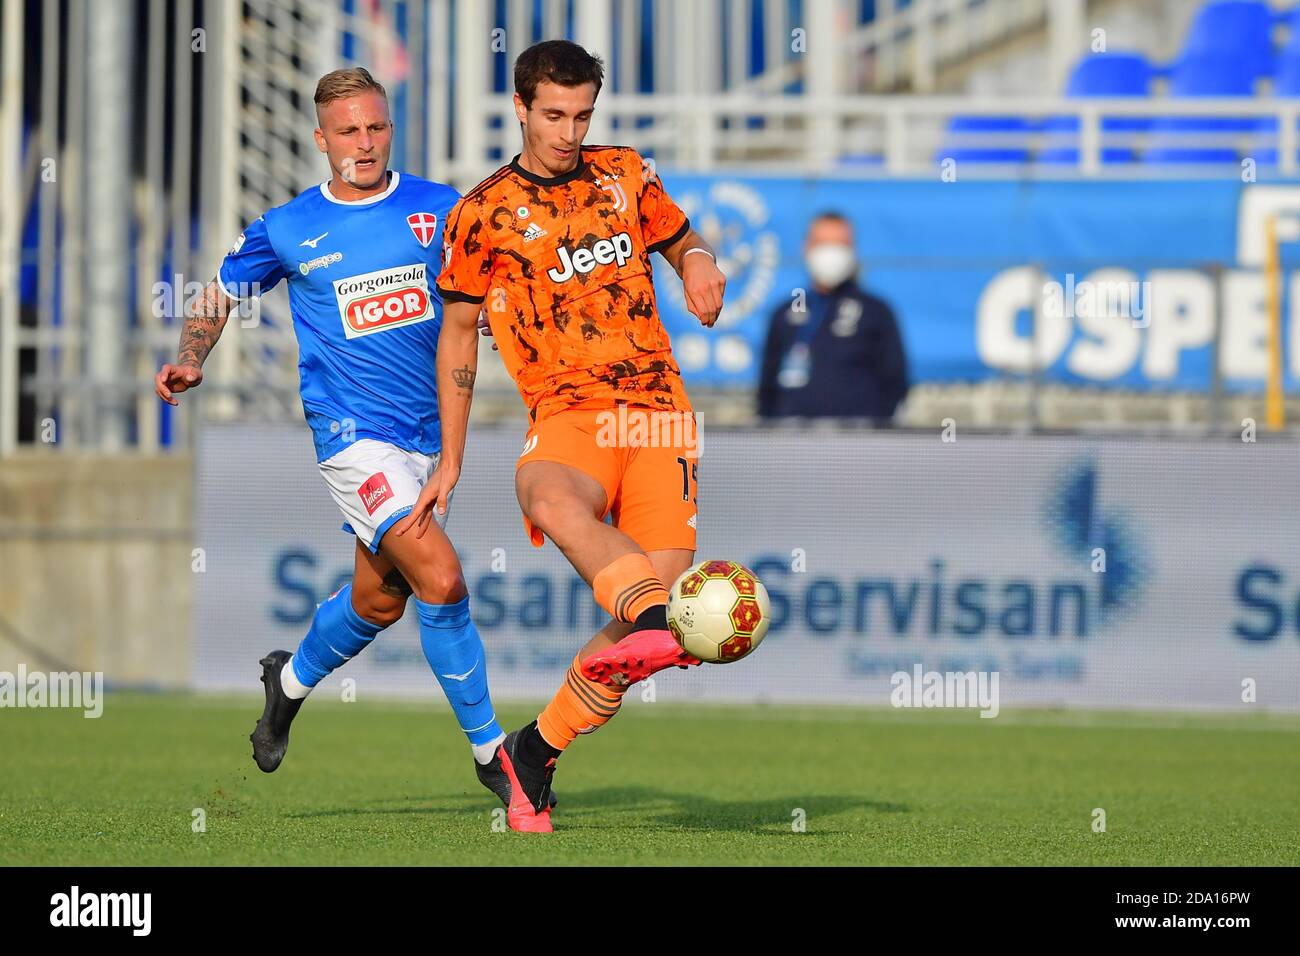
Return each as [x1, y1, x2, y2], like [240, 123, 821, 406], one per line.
[515, 405, 699, 553]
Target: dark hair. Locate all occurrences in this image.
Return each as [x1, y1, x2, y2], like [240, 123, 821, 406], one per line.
[514, 40, 605, 108]
[810, 210, 852, 227]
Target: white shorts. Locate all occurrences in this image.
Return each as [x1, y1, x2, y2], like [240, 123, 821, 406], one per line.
[318, 439, 450, 553]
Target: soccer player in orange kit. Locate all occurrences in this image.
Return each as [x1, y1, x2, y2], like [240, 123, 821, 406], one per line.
[398, 39, 726, 832]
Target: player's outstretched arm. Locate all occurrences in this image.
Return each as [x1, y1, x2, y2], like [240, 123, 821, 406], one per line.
[658, 228, 726, 328]
[154, 280, 235, 405]
[395, 298, 481, 538]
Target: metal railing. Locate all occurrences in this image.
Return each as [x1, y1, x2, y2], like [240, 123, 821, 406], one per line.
[447, 95, 1300, 181]
[2, 0, 1285, 456]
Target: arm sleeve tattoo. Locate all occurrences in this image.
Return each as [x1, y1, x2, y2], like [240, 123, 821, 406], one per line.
[177, 280, 233, 368]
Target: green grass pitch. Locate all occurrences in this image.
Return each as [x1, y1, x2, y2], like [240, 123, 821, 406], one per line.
[3, 693, 1299, 866]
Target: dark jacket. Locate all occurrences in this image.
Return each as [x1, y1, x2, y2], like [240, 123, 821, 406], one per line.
[757, 279, 908, 421]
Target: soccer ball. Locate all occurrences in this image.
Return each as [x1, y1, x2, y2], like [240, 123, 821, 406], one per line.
[666, 560, 771, 663]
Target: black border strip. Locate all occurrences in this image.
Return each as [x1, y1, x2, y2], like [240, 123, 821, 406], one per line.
[647, 217, 691, 256]
[437, 287, 485, 305]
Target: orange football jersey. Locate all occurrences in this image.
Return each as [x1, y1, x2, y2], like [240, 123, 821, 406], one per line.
[436, 146, 693, 423]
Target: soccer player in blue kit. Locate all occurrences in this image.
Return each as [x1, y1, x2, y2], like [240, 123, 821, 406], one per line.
[153, 68, 534, 810]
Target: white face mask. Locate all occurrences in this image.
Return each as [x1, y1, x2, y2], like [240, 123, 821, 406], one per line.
[805, 243, 857, 289]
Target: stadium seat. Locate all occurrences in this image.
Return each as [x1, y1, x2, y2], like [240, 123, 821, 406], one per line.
[1063, 52, 1156, 97]
[1141, 1, 1276, 165]
[1180, 0, 1275, 77]
[935, 115, 1034, 165]
[1143, 54, 1258, 164]
[1279, 51, 1300, 94]
[1249, 47, 1300, 166]
[1165, 51, 1259, 96]
[1038, 52, 1154, 165]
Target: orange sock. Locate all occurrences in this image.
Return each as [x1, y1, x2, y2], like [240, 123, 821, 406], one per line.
[536, 654, 628, 751]
[592, 552, 668, 624]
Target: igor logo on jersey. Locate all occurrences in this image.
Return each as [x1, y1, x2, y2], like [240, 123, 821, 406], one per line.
[546, 231, 634, 283]
[334, 263, 432, 339]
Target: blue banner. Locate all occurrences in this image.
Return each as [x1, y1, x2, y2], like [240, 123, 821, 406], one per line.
[196, 425, 1300, 709]
[652, 176, 1300, 391]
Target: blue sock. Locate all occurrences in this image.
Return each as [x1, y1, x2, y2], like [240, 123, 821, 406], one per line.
[291, 585, 384, 689]
[415, 597, 504, 749]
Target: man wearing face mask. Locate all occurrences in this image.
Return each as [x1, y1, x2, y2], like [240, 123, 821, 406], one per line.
[757, 211, 908, 422]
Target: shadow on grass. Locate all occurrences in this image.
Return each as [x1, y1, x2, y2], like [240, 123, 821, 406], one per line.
[554, 786, 907, 834]
[289, 786, 908, 834]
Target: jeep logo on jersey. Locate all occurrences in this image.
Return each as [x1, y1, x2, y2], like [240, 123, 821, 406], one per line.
[546, 231, 635, 282]
[334, 263, 432, 339]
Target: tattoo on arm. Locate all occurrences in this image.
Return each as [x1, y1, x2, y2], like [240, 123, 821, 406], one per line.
[176, 280, 233, 368]
[451, 364, 476, 393]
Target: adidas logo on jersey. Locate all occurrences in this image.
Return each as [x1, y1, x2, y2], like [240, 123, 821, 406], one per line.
[546, 231, 634, 283]
[522, 222, 547, 243]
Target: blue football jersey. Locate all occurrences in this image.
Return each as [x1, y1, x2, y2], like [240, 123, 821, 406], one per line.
[219, 171, 459, 463]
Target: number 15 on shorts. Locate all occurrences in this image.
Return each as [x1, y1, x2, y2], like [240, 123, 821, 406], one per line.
[676, 456, 698, 504]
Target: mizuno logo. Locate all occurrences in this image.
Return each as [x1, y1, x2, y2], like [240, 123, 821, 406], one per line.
[300, 232, 329, 249]
[441, 661, 479, 682]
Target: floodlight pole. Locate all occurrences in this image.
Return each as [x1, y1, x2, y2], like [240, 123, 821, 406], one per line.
[1264, 214, 1299, 431]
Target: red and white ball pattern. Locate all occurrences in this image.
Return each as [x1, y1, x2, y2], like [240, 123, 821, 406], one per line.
[667, 560, 771, 663]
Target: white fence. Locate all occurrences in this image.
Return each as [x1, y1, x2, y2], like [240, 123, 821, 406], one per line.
[463, 94, 1300, 176]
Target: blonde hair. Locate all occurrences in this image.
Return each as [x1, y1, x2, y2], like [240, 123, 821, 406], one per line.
[314, 67, 387, 111]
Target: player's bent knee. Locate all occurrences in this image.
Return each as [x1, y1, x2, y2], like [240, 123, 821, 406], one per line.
[410, 568, 468, 605]
[352, 594, 407, 628]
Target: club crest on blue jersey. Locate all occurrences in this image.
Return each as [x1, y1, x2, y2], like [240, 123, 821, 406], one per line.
[407, 212, 438, 248]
